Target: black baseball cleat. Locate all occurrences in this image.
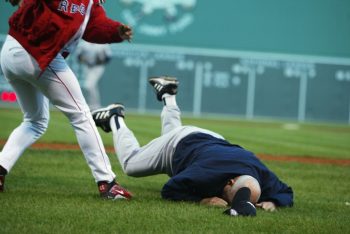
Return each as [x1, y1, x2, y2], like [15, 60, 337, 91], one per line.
[0, 165, 7, 192]
[223, 187, 257, 217]
[149, 76, 179, 101]
[98, 181, 132, 200]
[92, 103, 125, 133]
[0, 175, 5, 192]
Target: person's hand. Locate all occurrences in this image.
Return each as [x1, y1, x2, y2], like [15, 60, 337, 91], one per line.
[255, 201, 276, 212]
[118, 24, 133, 42]
[200, 197, 228, 207]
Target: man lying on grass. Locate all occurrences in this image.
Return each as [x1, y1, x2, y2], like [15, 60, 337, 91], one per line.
[91, 76, 293, 214]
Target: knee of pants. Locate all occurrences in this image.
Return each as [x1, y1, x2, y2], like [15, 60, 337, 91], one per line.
[124, 168, 138, 177]
[26, 117, 49, 137]
[66, 109, 90, 126]
[123, 165, 147, 178]
[119, 162, 131, 175]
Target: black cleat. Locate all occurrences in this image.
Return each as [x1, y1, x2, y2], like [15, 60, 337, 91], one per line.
[0, 165, 7, 192]
[0, 175, 5, 192]
[223, 187, 256, 217]
[149, 76, 179, 101]
[92, 103, 125, 133]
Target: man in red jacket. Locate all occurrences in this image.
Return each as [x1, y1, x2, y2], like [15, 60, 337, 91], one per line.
[0, 0, 133, 200]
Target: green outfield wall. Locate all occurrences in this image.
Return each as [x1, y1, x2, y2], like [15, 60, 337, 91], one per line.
[0, 0, 349, 123]
[1, 0, 349, 57]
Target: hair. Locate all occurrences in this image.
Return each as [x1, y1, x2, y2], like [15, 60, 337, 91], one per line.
[231, 175, 261, 203]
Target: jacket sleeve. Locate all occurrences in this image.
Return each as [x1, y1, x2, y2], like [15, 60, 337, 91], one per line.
[83, 2, 124, 43]
[266, 187, 294, 207]
[161, 172, 203, 202]
[259, 173, 294, 207]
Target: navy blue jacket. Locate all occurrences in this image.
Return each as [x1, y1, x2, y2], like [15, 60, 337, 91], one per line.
[161, 133, 293, 207]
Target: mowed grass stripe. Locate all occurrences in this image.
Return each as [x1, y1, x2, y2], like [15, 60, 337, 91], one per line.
[1, 108, 350, 233]
[1, 108, 349, 158]
[1, 140, 349, 167]
[0, 150, 349, 233]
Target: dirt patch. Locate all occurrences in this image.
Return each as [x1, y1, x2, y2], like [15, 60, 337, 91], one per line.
[1, 140, 349, 166]
[258, 154, 350, 166]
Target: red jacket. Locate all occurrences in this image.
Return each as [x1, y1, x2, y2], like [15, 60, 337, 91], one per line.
[8, 0, 124, 70]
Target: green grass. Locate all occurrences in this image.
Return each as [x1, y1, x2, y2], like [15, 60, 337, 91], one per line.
[0, 108, 350, 234]
[1, 108, 349, 158]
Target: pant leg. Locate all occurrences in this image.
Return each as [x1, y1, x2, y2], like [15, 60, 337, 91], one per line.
[1, 35, 115, 183]
[111, 117, 170, 177]
[36, 56, 115, 183]
[161, 105, 182, 135]
[0, 81, 50, 172]
[0, 36, 49, 172]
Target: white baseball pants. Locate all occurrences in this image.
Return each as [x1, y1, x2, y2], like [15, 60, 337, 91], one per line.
[0, 35, 115, 183]
[111, 104, 182, 177]
[112, 102, 224, 177]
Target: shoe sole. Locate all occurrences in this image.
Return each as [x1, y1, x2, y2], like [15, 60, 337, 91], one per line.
[92, 104, 124, 115]
[149, 76, 178, 85]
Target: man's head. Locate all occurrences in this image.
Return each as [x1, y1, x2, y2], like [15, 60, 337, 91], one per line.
[222, 175, 261, 204]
